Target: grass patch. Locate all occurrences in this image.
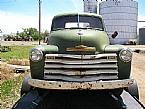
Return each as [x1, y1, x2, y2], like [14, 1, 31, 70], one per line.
[0, 75, 24, 109]
[0, 46, 33, 62]
[0, 46, 33, 108]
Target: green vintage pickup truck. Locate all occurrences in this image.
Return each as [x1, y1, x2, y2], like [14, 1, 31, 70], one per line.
[21, 13, 138, 97]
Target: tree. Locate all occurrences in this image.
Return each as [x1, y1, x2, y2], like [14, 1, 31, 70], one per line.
[17, 28, 41, 41]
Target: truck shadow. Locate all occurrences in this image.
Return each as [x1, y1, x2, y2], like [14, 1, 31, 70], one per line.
[37, 90, 124, 109]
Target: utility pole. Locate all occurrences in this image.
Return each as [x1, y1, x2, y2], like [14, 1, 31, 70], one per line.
[38, 0, 42, 45]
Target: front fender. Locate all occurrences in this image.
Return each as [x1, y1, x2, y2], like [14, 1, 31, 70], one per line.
[33, 45, 59, 54]
[104, 45, 131, 79]
[30, 45, 58, 79]
[104, 45, 124, 53]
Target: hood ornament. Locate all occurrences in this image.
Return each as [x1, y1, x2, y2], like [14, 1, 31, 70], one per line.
[77, 30, 83, 36]
[66, 45, 96, 52]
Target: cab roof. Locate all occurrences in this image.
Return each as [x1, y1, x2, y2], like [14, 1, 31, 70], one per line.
[53, 13, 103, 19]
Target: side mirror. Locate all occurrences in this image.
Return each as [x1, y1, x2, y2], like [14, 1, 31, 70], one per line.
[111, 31, 118, 39]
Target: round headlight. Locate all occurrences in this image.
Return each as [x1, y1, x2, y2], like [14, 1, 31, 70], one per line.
[30, 49, 43, 62]
[119, 49, 132, 62]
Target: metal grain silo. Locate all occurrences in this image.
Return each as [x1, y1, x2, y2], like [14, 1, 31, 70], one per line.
[83, 0, 98, 13]
[139, 27, 145, 45]
[99, 0, 138, 44]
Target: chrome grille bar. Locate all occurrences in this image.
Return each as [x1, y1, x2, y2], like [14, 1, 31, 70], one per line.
[44, 53, 118, 81]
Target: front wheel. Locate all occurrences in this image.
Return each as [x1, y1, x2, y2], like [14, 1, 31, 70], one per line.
[20, 76, 32, 96]
[126, 80, 139, 99]
[110, 88, 123, 97]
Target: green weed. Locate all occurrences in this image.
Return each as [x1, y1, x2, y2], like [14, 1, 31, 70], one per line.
[0, 75, 24, 109]
[0, 46, 33, 62]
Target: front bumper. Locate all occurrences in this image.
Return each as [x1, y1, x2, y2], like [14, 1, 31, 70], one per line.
[28, 79, 134, 90]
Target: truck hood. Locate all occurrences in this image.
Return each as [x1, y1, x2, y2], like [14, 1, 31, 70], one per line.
[49, 29, 109, 54]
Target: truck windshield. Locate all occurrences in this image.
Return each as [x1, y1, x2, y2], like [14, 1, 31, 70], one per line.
[51, 15, 104, 31]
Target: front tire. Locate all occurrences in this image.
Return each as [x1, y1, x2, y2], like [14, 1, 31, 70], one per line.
[110, 88, 123, 97]
[126, 80, 139, 99]
[20, 76, 32, 96]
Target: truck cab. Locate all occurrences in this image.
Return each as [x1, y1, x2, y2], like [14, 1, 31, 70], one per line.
[49, 13, 108, 54]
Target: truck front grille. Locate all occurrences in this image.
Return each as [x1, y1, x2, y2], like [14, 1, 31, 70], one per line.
[44, 54, 118, 82]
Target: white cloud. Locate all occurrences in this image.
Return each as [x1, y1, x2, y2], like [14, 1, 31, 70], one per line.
[0, 10, 53, 34]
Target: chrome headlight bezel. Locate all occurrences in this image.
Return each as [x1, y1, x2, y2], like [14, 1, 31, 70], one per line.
[30, 48, 43, 62]
[119, 49, 132, 62]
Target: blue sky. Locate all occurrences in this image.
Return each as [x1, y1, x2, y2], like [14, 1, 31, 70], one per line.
[138, 0, 145, 17]
[0, 0, 144, 16]
[0, 0, 144, 34]
[0, 0, 83, 16]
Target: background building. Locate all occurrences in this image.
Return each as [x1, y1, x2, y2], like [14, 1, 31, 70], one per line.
[83, 0, 98, 13]
[139, 27, 145, 45]
[99, 0, 138, 44]
[83, 0, 138, 44]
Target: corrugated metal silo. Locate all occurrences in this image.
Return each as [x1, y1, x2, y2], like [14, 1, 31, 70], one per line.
[99, 0, 138, 44]
[139, 27, 145, 45]
[83, 0, 98, 13]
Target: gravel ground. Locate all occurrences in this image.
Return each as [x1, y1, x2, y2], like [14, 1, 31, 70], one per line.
[131, 52, 145, 106]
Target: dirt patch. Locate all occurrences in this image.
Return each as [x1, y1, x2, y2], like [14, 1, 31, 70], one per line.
[8, 59, 29, 66]
[1, 60, 30, 82]
[131, 52, 145, 106]
[0, 64, 15, 81]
